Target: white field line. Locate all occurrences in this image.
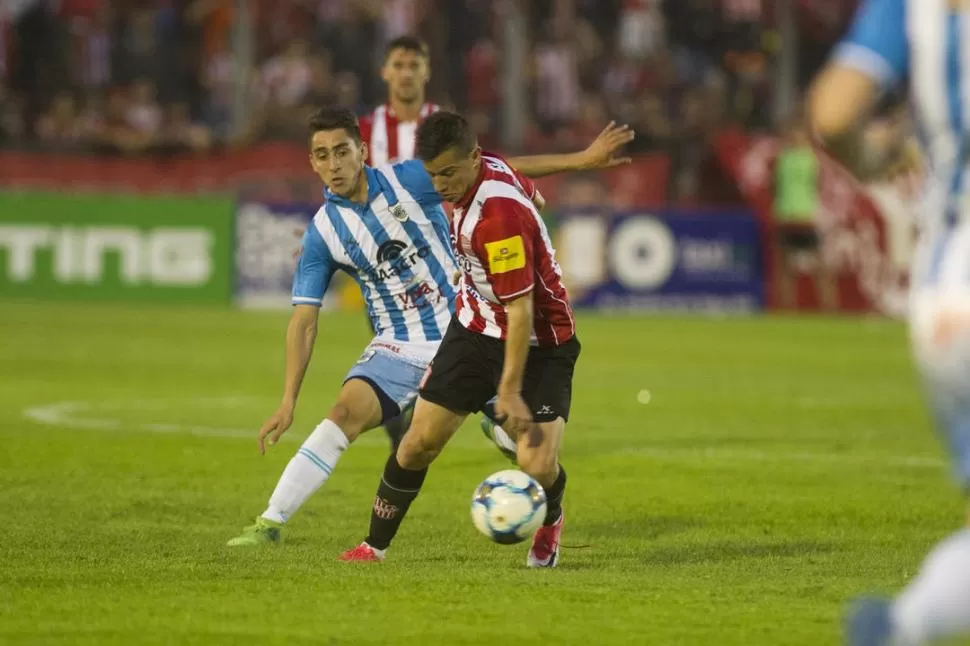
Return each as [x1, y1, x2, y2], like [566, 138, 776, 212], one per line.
[21, 398, 949, 469]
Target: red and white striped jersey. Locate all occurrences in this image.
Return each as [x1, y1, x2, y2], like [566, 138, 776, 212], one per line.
[451, 153, 575, 347]
[359, 103, 440, 167]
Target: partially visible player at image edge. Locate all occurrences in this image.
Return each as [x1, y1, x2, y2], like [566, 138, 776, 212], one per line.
[809, 0, 970, 643]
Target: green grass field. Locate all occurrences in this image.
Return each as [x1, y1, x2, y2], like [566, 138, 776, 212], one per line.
[1, 302, 965, 645]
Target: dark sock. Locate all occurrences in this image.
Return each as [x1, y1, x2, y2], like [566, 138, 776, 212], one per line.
[543, 465, 567, 525]
[364, 453, 428, 550]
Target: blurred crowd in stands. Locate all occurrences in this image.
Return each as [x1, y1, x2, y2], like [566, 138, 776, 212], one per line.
[0, 0, 859, 201]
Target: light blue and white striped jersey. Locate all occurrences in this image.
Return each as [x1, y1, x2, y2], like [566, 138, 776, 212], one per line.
[292, 160, 458, 343]
[834, 0, 969, 229]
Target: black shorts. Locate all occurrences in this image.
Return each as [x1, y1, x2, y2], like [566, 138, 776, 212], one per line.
[777, 226, 820, 252]
[420, 318, 581, 423]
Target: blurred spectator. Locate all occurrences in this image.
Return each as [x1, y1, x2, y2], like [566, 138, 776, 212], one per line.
[35, 91, 82, 145]
[533, 21, 581, 131]
[332, 71, 364, 115]
[77, 91, 106, 143]
[127, 79, 163, 138]
[259, 40, 312, 109]
[161, 102, 212, 153]
[574, 94, 610, 143]
[0, 92, 27, 145]
[772, 119, 834, 310]
[72, 3, 112, 90]
[116, 3, 164, 84]
[632, 93, 675, 154]
[618, 0, 664, 61]
[465, 38, 499, 111]
[559, 172, 609, 209]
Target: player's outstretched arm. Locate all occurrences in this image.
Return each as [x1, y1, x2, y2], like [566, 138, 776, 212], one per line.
[495, 295, 534, 437]
[808, 66, 882, 173]
[808, 0, 907, 175]
[507, 121, 635, 178]
[259, 305, 319, 454]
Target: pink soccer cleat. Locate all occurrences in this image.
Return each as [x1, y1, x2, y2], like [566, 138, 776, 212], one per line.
[339, 542, 385, 562]
[527, 511, 564, 568]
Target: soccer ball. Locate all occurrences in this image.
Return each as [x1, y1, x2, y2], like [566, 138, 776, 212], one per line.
[470, 470, 547, 544]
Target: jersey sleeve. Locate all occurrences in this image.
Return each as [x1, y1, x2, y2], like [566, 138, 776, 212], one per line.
[832, 0, 908, 89]
[510, 166, 537, 201]
[483, 152, 538, 200]
[291, 222, 335, 307]
[391, 159, 443, 207]
[473, 198, 537, 303]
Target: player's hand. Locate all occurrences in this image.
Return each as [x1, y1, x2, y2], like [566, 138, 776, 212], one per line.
[580, 121, 635, 170]
[495, 391, 532, 437]
[258, 402, 295, 454]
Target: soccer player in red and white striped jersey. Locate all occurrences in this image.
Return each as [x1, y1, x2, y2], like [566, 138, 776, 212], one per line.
[339, 113, 633, 567]
[359, 36, 440, 167]
[448, 152, 575, 345]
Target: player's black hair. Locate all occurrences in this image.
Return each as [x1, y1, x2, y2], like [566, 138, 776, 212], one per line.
[384, 35, 429, 60]
[415, 112, 477, 161]
[307, 106, 362, 143]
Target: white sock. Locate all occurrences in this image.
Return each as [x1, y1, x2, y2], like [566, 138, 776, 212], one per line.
[261, 419, 349, 524]
[892, 529, 970, 644]
[492, 424, 517, 453]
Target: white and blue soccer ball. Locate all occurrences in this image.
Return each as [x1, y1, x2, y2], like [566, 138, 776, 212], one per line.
[470, 470, 547, 544]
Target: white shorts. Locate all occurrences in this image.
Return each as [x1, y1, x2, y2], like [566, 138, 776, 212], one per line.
[908, 220, 970, 488]
[343, 338, 437, 420]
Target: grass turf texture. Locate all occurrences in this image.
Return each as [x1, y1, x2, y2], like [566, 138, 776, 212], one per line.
[1, 302, 965, 645]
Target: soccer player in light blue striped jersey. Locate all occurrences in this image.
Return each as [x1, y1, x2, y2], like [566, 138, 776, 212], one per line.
[227, 106, 633, 547]
[810, 0, 970, 643]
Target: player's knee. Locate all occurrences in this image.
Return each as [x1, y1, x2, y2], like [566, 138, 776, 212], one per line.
[516, 447, 558, 485]
[519, 462, 558, 489]
[326, 402, 362, 441]
[397, 429, 443, 469]
[911, 299, 970, 382]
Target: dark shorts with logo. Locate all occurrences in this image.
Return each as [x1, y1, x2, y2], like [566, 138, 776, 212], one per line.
[777, 223, 820, 252]
[419, 318, 581, 423]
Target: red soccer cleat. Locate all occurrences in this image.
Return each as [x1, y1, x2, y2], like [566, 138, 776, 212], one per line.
[339, 542, 385, 562]
[527, 510, 564, 568]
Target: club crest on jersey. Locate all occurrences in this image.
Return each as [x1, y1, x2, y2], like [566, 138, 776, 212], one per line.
[484, 235, 526, 274]
[390, 203, 409, 222]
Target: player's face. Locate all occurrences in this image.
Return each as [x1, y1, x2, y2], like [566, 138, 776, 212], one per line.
[309, 129, 368, 198]
[422, 146, 481, 203]
[381, 48, 429, 104]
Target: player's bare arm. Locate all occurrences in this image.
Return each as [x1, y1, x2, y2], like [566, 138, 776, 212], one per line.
[496, 295, 534, 437]
[506, 121, 635, 177]
[808, 65, 882, 174]
[258, 304, 319, 454]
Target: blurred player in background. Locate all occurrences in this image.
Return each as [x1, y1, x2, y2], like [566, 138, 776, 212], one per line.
[338, 112, 631, 567]
[360, 35, 440, 167]
[227, 107, 633, 548]
[809, 0, 970, 643]
[359, 35, 439, 446]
